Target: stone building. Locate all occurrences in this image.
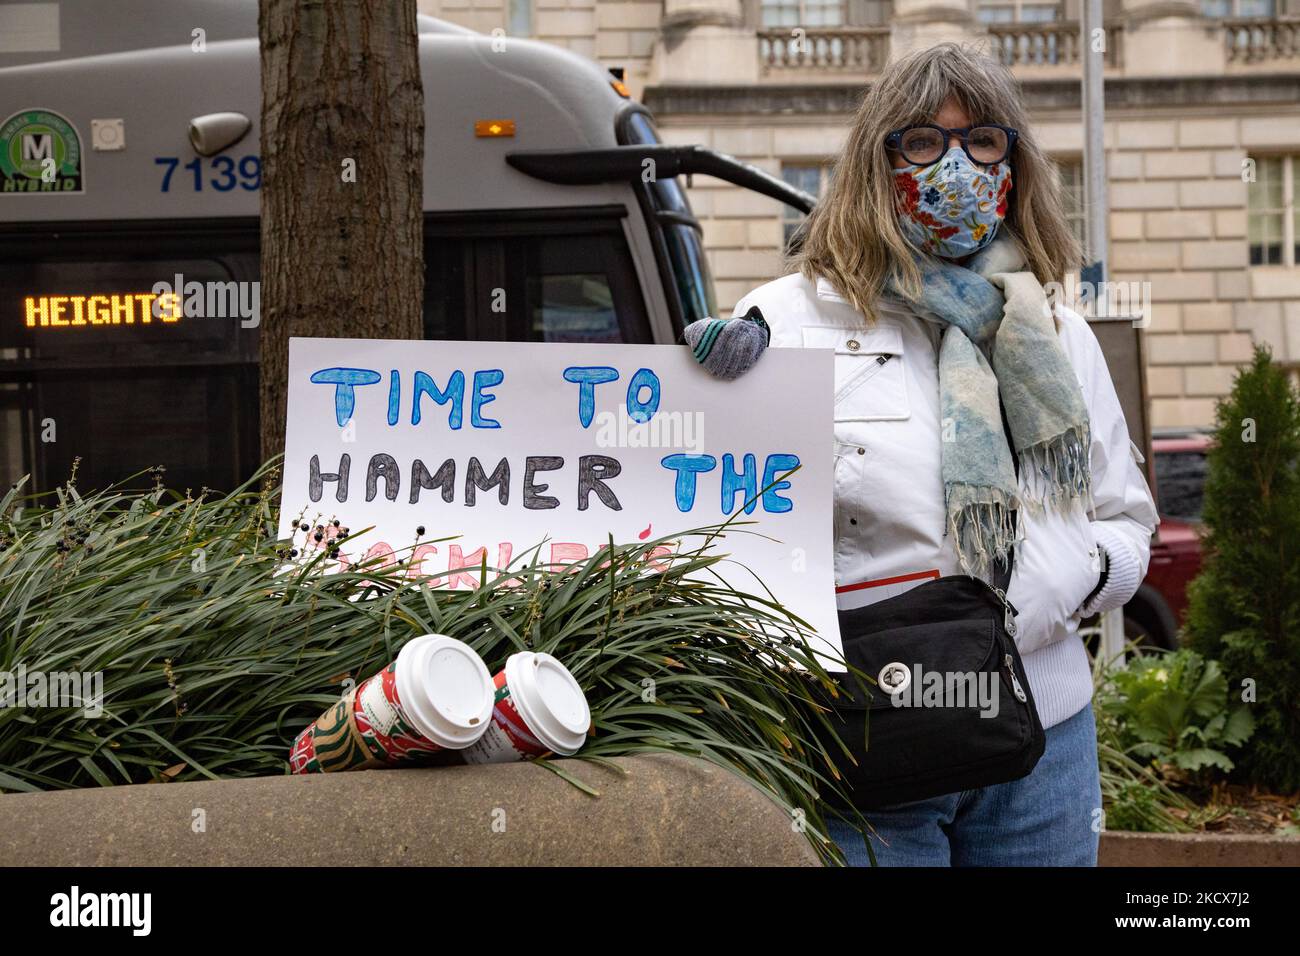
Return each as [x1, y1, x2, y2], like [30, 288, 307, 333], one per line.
[418, 0, 1300, 428]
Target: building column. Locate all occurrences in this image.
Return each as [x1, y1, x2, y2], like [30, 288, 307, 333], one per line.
[890, 0, 981, 60]
[650, 0, 759, 85]
[1119, 0, 1226, 76]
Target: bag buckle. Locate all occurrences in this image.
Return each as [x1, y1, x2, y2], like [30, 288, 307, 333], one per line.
[878, 661, 911, 695]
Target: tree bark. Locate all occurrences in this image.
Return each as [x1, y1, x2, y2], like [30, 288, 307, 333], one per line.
[258, 0, 424, 464]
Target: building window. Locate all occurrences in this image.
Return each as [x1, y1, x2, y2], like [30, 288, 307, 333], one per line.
[1056, 159, 1087, 251]
[781, 163, 833, 246]
[975, 2, 1061, 23]
[1201, 0, 1275, 16]
[1248, 155, 1299, 267]
[508, 0, 533, 36]
[760, 0, 845, 28]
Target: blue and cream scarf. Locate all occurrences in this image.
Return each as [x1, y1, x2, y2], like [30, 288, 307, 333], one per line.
[886, 235, 1091, 580]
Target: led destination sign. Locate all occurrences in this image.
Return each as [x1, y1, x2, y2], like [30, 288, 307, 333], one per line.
[23, 293, 182, 328]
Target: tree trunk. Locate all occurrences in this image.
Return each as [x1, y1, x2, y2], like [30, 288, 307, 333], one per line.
[258, 0, 424, 463]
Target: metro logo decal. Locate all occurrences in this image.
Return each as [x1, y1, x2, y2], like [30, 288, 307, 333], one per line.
[0, 109, 84, 194]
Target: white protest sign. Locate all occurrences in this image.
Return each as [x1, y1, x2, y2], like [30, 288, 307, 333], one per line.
[279, 337, 841, 659]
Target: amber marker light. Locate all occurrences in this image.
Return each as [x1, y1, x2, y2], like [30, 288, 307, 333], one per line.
[474, 119, 516, 138]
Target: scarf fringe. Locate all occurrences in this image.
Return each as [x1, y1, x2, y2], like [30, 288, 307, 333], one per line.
[1017, 424, 1093, 514]
[946, 484, 1020, 583]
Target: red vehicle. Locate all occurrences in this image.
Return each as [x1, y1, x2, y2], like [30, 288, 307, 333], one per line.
[1121, 431, 1212, 647]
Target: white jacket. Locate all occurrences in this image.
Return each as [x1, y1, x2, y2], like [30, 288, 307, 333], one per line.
[732, 272, 1159, 728]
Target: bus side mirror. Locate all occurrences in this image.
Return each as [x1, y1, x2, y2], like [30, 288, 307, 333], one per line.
[188, 112, 252, 157]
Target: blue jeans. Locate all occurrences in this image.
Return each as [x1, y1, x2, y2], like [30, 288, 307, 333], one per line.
[826, 703, 1101, 866]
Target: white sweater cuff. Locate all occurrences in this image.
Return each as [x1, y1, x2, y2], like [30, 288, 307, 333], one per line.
[1080, 521, 1144, 617]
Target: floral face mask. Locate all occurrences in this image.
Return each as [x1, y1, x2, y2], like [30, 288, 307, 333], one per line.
[893, 147, 1012, 259]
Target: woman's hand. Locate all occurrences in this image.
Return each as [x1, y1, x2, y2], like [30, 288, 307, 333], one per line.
[683, 306, 770, 380]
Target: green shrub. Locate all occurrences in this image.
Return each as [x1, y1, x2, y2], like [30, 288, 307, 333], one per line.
[1183, 345, 1300, 792]
[0, 465, 860, 863]
[1105, 779, 1179, 833]
[1102, 649, 1253, 779]
[1093, 651, 1195, 833]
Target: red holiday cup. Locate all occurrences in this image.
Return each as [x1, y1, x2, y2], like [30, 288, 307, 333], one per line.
[461, 652, 591, 764]
[289, 634, 495, 774]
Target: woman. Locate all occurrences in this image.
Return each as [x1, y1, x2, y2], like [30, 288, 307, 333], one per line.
[685, 43, 1157, 866]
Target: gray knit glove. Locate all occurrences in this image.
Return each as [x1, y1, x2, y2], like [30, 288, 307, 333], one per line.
[683, 306, 771, 380]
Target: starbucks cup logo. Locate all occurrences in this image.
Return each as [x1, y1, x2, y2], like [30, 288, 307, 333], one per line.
[462, 652, 591, 765]
[289, 635, 496, 774]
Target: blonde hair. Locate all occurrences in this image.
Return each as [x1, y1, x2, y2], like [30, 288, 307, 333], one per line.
[790, 42, 1081, 321]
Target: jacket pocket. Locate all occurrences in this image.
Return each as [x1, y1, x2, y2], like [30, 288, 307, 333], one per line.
[801, 325, 909, 422]
[1008, 503, 1103, 654]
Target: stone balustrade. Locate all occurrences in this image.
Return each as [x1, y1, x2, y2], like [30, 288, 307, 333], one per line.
[757, 26, 890, 74]
[987, 20, 1124, 70]
[1222, 15, 1300, 65]
[752, 17, 1300, 77]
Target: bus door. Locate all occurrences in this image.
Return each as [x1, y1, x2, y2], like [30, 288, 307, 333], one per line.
[0, 221, 260, 493]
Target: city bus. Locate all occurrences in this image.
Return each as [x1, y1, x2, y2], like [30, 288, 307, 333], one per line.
[0, 0, 812, 493]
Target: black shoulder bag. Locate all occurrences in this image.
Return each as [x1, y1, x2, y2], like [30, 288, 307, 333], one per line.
[815, 553, 1045, 811]
[814, 390, 1046, 811]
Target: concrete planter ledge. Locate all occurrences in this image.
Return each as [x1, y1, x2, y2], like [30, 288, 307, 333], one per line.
[0, 753, 821, 867]
[1100, 830, 1300, 866]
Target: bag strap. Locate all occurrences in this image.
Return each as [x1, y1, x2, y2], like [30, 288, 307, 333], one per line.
[992, 391, 1018, 594]
[991, 521, 1015, 593]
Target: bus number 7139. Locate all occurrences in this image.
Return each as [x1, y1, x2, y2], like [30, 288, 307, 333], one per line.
[154, 155, 261, 192]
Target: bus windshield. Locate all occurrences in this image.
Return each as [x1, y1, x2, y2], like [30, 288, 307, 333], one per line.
[620, 111, 719, 328]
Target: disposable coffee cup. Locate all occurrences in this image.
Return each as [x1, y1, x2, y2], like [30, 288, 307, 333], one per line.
[289, 634, 495, 774]
[461, 651, 591, 764]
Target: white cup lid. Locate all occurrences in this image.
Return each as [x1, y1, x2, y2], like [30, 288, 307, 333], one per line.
[394, 635, 495, 749]
[504, 652, 590, 755]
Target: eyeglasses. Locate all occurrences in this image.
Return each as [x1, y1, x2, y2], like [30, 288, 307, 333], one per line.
[884, 124, 1019, 168]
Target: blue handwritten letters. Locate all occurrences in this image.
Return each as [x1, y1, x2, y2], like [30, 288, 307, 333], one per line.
[305, 364, 798, 515]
